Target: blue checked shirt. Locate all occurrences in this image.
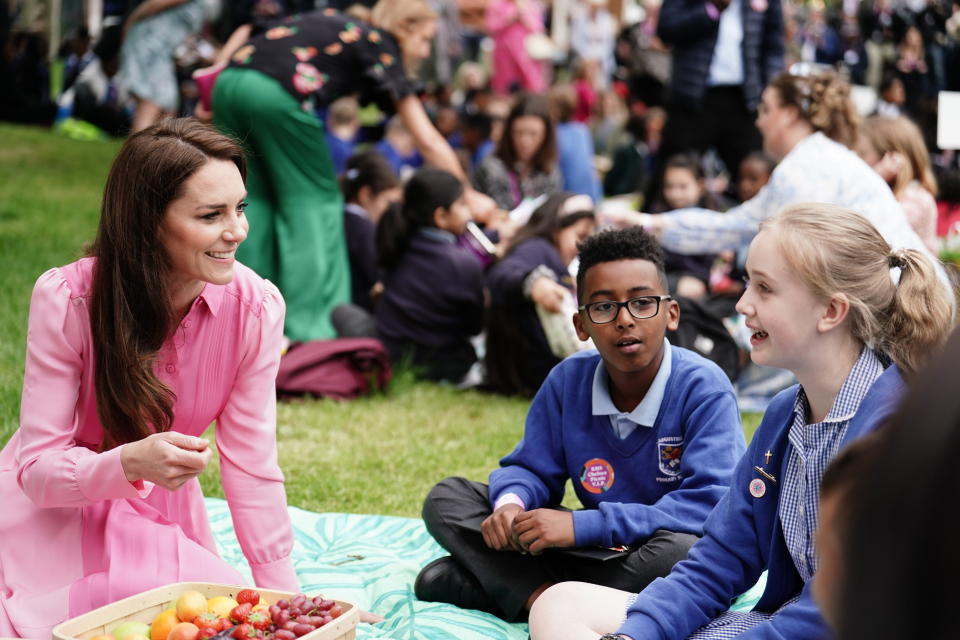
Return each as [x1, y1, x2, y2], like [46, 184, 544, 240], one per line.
[778, 348, 885, 581]
[668, 348, 886, 640]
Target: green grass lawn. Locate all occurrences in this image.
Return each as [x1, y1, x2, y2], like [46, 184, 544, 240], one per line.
[0, 123, 762, 518]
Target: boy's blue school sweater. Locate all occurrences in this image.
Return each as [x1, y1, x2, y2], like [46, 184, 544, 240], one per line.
[618, 363, 904, 640]
[489, 348, 745, 547]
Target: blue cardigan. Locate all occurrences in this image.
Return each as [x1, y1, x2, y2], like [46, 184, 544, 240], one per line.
[619, 363, 904, 640]
[489, 348, 745, 545]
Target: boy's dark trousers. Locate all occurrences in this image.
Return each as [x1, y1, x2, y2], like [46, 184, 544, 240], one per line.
[421, 477, 700, 621]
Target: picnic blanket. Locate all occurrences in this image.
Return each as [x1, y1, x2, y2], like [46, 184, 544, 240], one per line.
[205, 498, 765, 639]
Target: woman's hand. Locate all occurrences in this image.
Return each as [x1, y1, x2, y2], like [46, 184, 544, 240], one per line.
[598, 208, 664, 239]
[530, 277, 569, 313]
[120, 431, 212, 491]
[464, 188, 498, 224]
[873, 151, 906, 184]
[358, 610, 385, 624]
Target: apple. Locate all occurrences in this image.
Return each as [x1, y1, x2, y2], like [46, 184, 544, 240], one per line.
[111, 621, 151, 640]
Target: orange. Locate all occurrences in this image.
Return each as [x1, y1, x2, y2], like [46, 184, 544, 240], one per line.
[206, 596, 238, 619]
[175, 591, 207, 624]
[151, 609, 179, 640]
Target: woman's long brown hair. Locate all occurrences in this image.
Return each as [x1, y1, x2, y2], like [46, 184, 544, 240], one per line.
[89, 118, 246, 448]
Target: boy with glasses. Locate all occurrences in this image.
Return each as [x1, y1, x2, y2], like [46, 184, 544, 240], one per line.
[415, 226, 745, 621]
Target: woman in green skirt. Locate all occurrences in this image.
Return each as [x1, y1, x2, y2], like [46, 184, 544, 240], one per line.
[212, 1, 487, 340]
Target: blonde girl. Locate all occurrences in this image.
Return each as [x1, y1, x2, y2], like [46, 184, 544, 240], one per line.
[857, 115, 939, 254]
[528, 202, 953, 640]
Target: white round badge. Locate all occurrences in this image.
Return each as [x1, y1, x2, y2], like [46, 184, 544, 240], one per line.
[749, 478, 766, 498]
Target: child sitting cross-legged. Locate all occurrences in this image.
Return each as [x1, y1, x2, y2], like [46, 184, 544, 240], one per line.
[527, 203, 954, 640]
[415, 226, 746, 621]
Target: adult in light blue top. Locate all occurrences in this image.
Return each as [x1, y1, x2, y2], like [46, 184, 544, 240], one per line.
[618, 71, 949, 290]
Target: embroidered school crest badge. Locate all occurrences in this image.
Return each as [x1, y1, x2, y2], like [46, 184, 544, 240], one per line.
[580, 458, 615, 494]
[658, 437, 683, 476]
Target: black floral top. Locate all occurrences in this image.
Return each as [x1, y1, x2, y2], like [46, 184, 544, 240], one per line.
[228, 8, 418, 111]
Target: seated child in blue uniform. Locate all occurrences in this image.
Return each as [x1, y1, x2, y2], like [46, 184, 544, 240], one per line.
[485, 192, 596, 396]
[415, 225, 746, 621]
[341, 150, 400, 312]
[527, 203, 954, 640]
[374, 167, 484, 383]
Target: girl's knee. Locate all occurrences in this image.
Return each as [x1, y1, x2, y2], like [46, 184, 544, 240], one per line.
[529, 582, 588, 627]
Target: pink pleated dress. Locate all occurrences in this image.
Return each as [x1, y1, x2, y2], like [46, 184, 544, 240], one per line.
[0, 258, 300, 639]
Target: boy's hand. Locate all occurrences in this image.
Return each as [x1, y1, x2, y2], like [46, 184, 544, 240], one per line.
[513, 509, 575, 554]
[481, 503, 525, 551]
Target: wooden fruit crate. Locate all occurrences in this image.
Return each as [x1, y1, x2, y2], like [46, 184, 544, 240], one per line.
[52, 583, 358, 640]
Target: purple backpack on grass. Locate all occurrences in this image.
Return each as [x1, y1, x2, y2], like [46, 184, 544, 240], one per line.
[276, 338, 391, 400]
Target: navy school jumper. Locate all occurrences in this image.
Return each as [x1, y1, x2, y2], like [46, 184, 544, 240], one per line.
[489, 347, 746, 546]
[619, 363, 904, 640]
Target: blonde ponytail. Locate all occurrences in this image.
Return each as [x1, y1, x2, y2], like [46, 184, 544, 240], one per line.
[884, 248, 954, 374]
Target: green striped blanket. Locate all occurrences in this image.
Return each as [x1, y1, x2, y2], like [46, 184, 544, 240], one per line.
[206, 498, 527, 639]
[205, 498, 765, 639]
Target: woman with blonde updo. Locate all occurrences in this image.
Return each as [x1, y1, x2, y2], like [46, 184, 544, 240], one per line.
[528, 202, 953, 640]
[616, 71, 948, 288]
[857, 115, 939, 254]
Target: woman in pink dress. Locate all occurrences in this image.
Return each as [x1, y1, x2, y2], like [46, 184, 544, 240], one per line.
[0, 119, 300, 639]
[486, 0, 547, 95]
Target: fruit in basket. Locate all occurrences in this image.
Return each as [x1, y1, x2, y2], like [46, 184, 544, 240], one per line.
[91, 635, 114, 640]
[230, 623, 257, 640]
[229, 603, 253, 625]
[176, 591, 208, 623]
[167, 622, 200, 640]
[247, 611, 270, 631]
[192, 613, 230, 632]
[196, 627, 219, 640]
[151, 609, 180, 640]
[235, 590, 260, 607]
[207, 597, 239, 619]
[111, 620, 152, 640]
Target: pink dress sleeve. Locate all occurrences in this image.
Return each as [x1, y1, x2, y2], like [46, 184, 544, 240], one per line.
[216, 283, 299, 591]
[17, 268, 152, 508]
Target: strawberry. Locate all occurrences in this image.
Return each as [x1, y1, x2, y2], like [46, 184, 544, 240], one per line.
[236, 590, 260, 607]
[231, 623, 257, 640]
[230, 603, 253, 625]
[247, 611, 270, 631]
[198, 626, 220, 640]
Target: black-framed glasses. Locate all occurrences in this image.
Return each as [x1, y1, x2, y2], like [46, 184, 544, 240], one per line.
[578, 295, 672, 324]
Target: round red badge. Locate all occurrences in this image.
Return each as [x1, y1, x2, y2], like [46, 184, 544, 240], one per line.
[580, 458, 615, 494]
[749, 478, 766, 498]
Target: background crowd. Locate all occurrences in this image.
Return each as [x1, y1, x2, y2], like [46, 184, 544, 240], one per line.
[3, 0, 959, 394]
